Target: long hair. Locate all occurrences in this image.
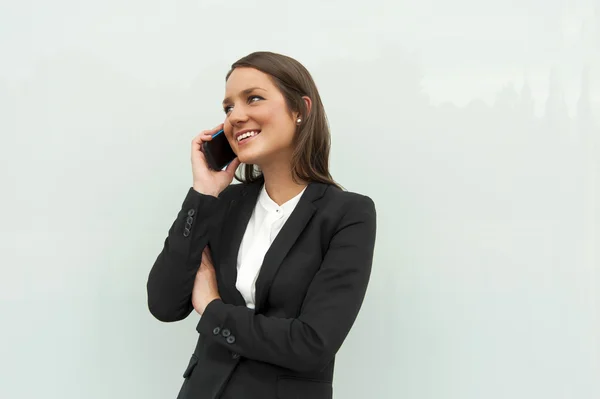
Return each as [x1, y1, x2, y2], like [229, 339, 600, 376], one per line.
[225, 51, 341, 189]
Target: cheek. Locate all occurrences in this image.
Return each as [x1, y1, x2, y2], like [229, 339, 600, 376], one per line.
[255, 103, 289, 126]
[269, 111, 295, 134]
[252, 105, 296, 145]
[223, 126, 235, 145]
[254, 106, 278, 125]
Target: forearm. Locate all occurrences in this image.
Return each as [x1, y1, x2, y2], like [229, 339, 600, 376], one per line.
[197, 300, 333, 372]
[147, 187, 223, 322]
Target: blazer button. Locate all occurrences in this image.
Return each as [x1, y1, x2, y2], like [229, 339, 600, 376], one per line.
[187, 209, 195, 216]
[212, 327, 220, 335]
[221, 328, 231, 338]
[231, 352, 240, 359]
[226, 335, 236, 344]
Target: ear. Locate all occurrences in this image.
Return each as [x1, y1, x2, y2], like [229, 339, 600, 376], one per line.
[295, 96, 312, 121]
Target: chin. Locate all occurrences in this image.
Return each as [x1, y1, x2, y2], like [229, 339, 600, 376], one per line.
[236, 141, 287, 167]
[236, 150, 261, 166]
[235, 143, 268, 165]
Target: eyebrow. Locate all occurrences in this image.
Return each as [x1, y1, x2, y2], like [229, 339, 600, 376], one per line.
[222, 87, 267, 106]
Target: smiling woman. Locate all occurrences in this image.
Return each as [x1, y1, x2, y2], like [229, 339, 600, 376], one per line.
[222, 68, 298, 169]
[222, 52, 340, 189]
[146, 51, 377, 399]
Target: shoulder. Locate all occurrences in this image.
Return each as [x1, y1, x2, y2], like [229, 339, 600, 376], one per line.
[317, 184, 377, 249]
[317, 184, 376, 223]
[322, 184, 375, 210]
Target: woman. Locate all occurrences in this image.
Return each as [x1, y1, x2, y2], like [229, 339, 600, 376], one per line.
[147, 51, 377, 399]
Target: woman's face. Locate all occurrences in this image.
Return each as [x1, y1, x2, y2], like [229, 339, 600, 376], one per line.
[222, 67, 298, 167]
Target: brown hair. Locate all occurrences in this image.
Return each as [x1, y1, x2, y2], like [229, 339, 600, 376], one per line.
[225, 51, 341, 189]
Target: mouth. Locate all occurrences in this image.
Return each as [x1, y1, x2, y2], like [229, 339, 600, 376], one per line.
[235, 129, 261, 143]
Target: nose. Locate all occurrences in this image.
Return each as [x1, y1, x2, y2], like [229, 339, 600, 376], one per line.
[227, 105, 249, 126]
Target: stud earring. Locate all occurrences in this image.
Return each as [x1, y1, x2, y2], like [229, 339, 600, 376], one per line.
[296, 118, 302, 124]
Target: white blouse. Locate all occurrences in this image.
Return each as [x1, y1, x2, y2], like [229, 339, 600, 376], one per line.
[235, 184, 306, 309]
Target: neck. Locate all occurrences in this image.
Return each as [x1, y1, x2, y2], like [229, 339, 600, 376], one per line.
[260, 163, 308, 206]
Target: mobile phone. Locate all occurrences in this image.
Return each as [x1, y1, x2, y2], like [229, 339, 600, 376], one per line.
[202, 129, 237, 170]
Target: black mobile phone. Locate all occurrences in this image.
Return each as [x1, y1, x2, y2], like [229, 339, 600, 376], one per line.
[202, 129, 237, 170]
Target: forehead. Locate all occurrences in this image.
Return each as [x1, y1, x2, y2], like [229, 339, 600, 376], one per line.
[224, 67, 275, 96]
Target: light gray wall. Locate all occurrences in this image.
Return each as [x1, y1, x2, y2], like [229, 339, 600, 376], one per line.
[1, 1, 599, 398]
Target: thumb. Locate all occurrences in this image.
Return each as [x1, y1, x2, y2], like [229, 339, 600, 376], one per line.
[225, 157, 241, 176]
[202, 246, 214, 266]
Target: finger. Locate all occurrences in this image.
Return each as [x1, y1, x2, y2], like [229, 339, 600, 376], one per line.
[192, 132, 214, 158]
[192, 124, 226, 155]
[206, 124, 226, 142]
[201, 247, 214, 266]
[192, 134, 206, 157]
[225, 157, 241, 175]
[201, 260, 214, 271]
[193, 131, 213, 147]
[198, 124, 224, 142]
[192, 123, 223, 146]
[199, 133, 213, 143]
[204, 246, 214, 263]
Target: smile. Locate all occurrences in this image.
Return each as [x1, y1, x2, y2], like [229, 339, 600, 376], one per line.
[236, 130, 261, 143]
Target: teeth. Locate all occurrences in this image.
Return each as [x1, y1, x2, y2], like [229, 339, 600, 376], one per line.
[237, 130, 260, 142]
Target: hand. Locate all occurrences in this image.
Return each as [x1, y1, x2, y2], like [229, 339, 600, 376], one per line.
[192, 246, 221, 315]
[191, 123, 241, 197]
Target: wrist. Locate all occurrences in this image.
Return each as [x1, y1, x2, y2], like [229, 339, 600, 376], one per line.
[192, 184, 219, 197]
[197, 296, 221, 315]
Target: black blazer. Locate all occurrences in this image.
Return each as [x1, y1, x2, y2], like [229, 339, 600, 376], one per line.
[147, 179, 377, 399]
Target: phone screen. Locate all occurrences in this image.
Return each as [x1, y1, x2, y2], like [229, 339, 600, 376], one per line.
[203, 129, 236, 170]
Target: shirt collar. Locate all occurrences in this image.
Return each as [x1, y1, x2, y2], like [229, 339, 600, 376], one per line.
[258, 184, 307, 216]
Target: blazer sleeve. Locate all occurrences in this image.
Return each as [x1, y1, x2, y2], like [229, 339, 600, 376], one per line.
[196, 194, 377, 372]
[146, 187, 228, 322]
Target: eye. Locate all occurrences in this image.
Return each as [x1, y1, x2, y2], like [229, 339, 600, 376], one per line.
[223, 95, 264, 114]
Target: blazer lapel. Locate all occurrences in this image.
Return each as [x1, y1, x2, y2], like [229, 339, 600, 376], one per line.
[253, 182, 329, 313]
[218, 180, 262, 307]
